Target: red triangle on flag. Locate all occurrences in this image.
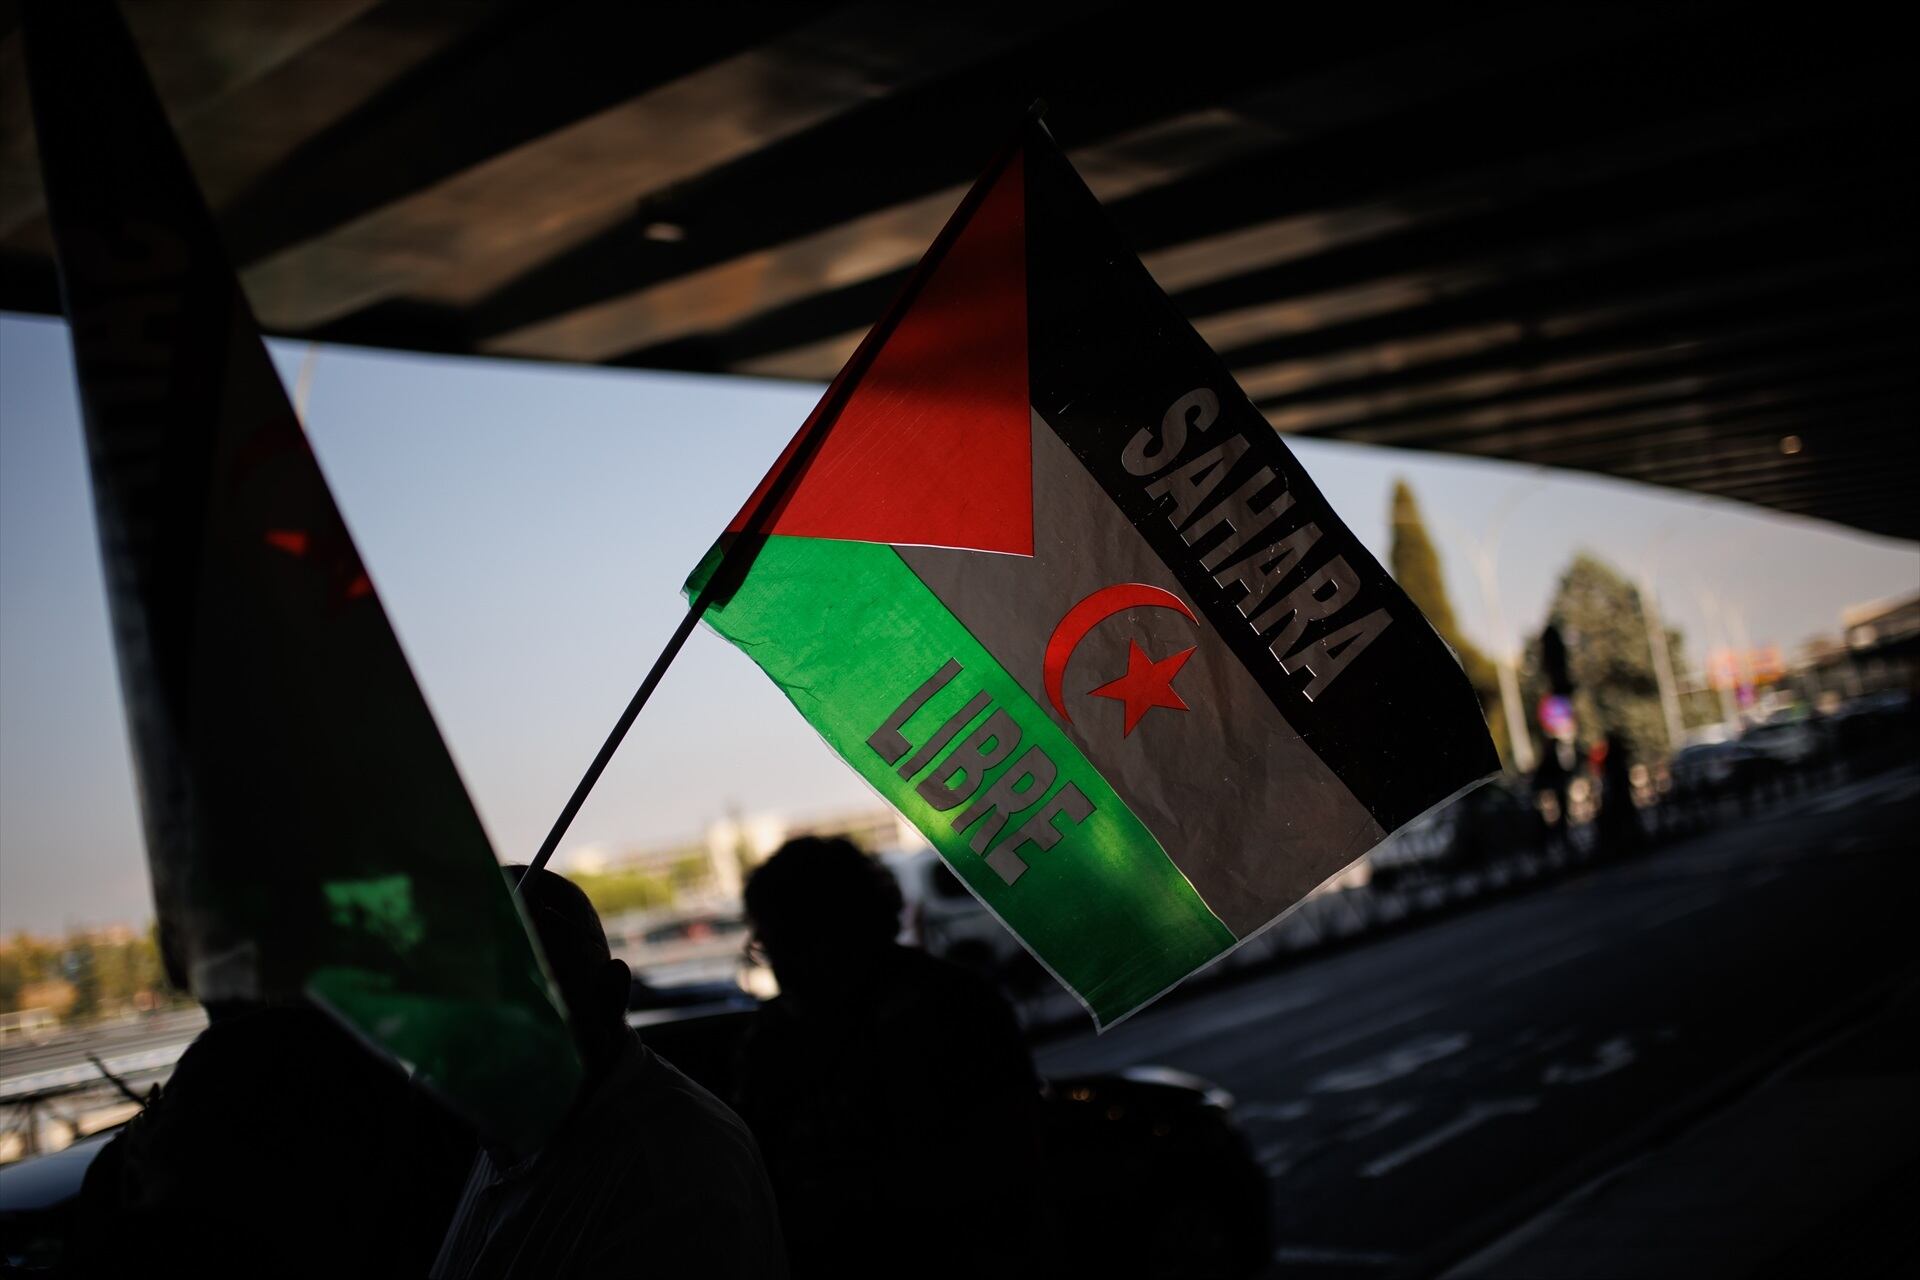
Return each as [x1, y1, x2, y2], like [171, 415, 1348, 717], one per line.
[727, 148, 1032, 556]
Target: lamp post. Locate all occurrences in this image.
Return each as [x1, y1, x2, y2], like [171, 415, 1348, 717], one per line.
[1698, 589, 1744, 734]
[1729, 604, 1766, 719]
[1443, 481, 1539, 775]
[1632, 518, 1692, 756]
[292, 342, 319, 425]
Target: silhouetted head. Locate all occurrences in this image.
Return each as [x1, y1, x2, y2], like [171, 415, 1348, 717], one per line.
[743, 837, 903, 1002]
[502, 864, 631, 1068]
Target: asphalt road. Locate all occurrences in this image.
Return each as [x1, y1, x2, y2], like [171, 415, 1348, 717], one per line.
[1035, 764, 1920, 1279]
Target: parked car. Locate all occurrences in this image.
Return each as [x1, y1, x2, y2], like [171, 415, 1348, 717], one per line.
[1740, 718, 1823, 769]
[1042, 1067, 1269, 1278]
[635, 913, 749, 948]
[0, 1131, 111, 1273]
[1828, 690, 1916, 765]
[1667, 740, 1776, 805]
[1367, 778, 1545, 890]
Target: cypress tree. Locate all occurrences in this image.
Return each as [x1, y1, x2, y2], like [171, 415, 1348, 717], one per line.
[1391, 480, 1461, 636]
[1388, 480, 1511, 766]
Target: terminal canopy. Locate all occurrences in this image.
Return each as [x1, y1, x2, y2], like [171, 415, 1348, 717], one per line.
[2, 1, 1912, 539]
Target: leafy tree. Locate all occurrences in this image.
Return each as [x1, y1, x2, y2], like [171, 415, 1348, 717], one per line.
[2, 929, 173, 1020]
[669, 854, 715, 894]
[1388, 480, 1512, 765]
[0, 933, 56, 1011]
[1524, 552, 1690, 761]
[571, 868, 676, 917]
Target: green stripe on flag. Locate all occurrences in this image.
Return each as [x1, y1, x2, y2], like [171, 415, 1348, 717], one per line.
[690, 536, 1234, 1025]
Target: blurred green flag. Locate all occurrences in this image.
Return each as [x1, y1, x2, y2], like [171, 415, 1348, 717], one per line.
[22, 0, 579, 1152]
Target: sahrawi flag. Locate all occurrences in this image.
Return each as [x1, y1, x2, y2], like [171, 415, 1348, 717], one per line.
[691, 122, 1499, 1027]
[25, 0, 577, 1149]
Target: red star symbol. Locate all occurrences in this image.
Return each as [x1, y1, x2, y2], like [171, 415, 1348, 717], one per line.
[1089, 639, 1195, 737]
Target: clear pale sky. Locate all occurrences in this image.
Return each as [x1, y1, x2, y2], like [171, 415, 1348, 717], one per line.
[2, 312, 1914, 933]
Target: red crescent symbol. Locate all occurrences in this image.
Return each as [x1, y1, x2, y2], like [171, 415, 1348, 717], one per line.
[1043, 583, 1197, 723]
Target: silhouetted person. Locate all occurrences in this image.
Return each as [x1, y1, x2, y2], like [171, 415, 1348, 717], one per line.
[432, 866, 784, 1279]
[733, 838, 1043, 1278]
[1532, 737, 1578, 847]
[68, 939, 472, 1277]
[1595, 732, 1643, 855]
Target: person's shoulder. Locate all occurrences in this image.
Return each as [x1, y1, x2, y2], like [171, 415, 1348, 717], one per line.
[520, 1041, 784, 1277]
[615, 1043, 783, 1227]
[611, 1041, 767, 1175]
[632, 1044, 752, 1131]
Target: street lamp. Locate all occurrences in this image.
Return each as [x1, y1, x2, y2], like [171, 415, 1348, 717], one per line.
[1632, 519, 1692, 756]
[1697, 588, 1744, 735]
[292, 342, 320, 426]
[1441, 480, 1540, 775]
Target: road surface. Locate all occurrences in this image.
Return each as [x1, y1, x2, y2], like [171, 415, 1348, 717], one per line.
[0, 1007, 204, 1093]
[1035, 764, 1920, 1278]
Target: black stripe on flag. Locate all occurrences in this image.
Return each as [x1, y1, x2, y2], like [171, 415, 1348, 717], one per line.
[1021, 127, 1499, 832]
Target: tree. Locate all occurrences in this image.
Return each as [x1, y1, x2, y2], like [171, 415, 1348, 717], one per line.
[1527, 552, 1690, 761]
[571, 868, 676, 917]
[1, 927, 175, 1022]
[0, 933, 60, 1012]
[1388, 480, 1512, 765]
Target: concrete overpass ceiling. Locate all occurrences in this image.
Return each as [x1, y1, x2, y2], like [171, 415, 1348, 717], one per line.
[2, 1, 1911, 538]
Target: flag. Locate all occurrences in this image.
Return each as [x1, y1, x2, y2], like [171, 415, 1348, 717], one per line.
[690, 122, 1499, 1027]
[23, 0, 579, 1149]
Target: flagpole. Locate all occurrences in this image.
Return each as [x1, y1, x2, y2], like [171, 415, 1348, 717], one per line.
[523, 113, 1039, 879]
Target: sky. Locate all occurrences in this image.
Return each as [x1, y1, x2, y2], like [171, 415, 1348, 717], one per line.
[2, 311, 1914, 933]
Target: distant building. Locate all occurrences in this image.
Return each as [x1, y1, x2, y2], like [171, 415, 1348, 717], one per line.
[1842, 594, 1920, 654]
[1793, 591, 1919, 705]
